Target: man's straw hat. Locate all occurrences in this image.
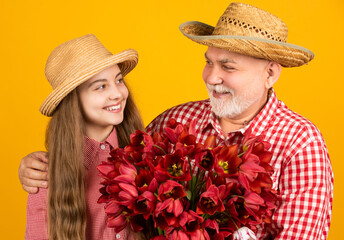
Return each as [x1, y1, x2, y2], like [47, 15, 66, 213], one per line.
[40, 34, 138, 116]
[180, 2, 314, 67]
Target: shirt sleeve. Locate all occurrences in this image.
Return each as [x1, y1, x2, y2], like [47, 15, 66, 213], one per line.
[270, 140, 333, 239]
[146, 112, 165, 134]
[25, 188, 49, 240]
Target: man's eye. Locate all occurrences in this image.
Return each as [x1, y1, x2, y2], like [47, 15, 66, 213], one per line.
[205, 60, 212, 65]
[223, 65, 235, 70]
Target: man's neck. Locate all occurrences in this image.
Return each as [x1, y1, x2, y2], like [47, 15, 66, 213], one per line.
[219, 113, 253, 134]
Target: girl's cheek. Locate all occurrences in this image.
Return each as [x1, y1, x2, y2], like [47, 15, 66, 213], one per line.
[122, 86, 129, 99]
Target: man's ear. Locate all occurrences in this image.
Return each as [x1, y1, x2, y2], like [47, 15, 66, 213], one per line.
[265, 61, 281, 89]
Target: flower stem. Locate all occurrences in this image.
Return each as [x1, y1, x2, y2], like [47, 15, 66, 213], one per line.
[157, 227, 164, 235]
[153, 144, 167, 155]
[229, 216, 239, 230]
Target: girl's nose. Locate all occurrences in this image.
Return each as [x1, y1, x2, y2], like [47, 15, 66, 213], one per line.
[108, 85, 122, 100]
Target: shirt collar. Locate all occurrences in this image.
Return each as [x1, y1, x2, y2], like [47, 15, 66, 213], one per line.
[84, 128, 118, 169]
[197, 101, 213, 132]
[195, 100, 228, 137]
[242, 89, 279, 137]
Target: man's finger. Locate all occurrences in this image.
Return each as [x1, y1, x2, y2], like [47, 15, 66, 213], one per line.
[22, 169, 48, 183]
[23, 185, 39, 194]
[29, 151, 48, 163]
[22, 177, 48, 190]
[25, 159, 48, 172]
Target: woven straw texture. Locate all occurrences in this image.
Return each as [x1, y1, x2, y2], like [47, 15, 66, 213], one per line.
[40, 34, 138, 116]
[180, 2, 314, 67]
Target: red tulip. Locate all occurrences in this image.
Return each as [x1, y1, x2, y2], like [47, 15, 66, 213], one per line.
[244, 191, 264, 211]
[107, 212, 128, 233]
[203, 219, 219, 234]
[154, 201, 179, 230]
[196, 185, 225, 215]
[117, 183, 138, 208]
[97, 162, 116, 178]
[164, 125, 184, 144]
[97, 153, 129, 179]
[158, 198, 184, 218]
[133, 191, 157, 220]
[204, 135, 216, 149]
[135, 168, 155, 193]
[214, 145, 242, 177]
[249, 173, 273, 193]
[158, 180, 187, 201]
[179, 210, 204, 236]
[115, 163, 137, 184]
[105, 201, 123, 217]
[189, 229, 209, 240]
[166, 226, 190, 240]
[240, 154, 265, 179]
[156, 152, 191, 181]
[195, 149, 215, 171]
[129, 130, 153, 146]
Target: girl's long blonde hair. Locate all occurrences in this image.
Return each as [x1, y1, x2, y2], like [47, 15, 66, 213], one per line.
[46, 86, 144, 239]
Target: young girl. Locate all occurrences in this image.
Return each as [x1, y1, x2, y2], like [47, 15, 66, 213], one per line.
[25, 34, 145, 240]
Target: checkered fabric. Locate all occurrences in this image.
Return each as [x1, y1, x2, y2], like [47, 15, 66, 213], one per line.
[25, 129, 129, 240]
[146, 90, 333, 239]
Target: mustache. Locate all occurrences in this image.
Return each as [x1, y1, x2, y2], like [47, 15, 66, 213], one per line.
[206, 84, 234, 95]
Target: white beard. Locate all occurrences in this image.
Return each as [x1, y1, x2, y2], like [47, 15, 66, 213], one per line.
[206, 84, 261, 118]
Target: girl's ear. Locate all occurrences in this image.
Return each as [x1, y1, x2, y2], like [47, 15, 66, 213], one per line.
[264, 61, 281, 89]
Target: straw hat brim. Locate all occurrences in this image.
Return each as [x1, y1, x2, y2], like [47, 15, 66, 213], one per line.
[180, 21, 314, 67]
[40, 49, 138, 116]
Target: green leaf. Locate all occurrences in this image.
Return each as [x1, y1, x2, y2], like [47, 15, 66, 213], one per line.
[186, 190, 192, 200]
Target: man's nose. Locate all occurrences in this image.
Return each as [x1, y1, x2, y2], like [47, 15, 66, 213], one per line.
[205, 67, 223, 85]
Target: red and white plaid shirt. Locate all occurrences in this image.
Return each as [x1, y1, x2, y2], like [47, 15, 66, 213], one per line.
[25, 129, 130, 240]
[146, 90, 333, 239]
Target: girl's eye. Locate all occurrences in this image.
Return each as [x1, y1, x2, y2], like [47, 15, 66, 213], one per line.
[116, 78, 124, 84]
[96, 85, 105, 90]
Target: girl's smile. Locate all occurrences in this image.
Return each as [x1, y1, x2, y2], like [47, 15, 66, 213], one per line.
[104, 104, 121, 112]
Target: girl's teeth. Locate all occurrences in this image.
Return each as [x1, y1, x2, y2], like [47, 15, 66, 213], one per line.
[106, 105, 120, 111]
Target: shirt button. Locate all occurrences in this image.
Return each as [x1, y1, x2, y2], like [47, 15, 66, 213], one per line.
[115, 233, 121, 239]
[100, 144, 106, 150]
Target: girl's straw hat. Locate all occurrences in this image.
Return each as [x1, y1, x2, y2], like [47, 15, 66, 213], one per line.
[40, 34, 138, 116]
[179, 2, 314, 67]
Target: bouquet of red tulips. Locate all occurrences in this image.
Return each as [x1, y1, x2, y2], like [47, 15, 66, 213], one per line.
[97, 119, 278, 240]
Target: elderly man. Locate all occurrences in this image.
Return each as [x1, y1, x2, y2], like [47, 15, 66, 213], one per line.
[19, 2, 333, 239]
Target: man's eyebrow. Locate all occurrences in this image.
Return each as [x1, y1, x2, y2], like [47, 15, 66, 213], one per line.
[219, 58, 236, 64]
[205, 52, 209, 59]
[204, 52, 236, 64]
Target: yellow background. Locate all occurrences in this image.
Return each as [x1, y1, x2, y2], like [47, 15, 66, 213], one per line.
[0, 0, 342, 238]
